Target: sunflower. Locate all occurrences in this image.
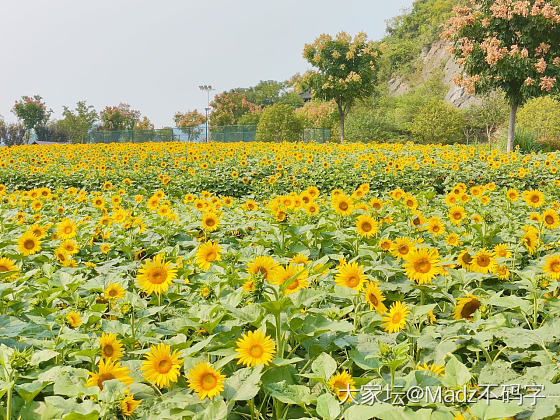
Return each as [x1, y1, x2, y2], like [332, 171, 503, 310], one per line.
[60, 239, 79, 255]
[522, 227, 539, 255]
[364, 281, 386, 314]
[426, 217, 445, 236]
[66, 311, 82, 328]
[379, 238, 393, 251]
[332, 195, 353, 216]
[195, 241, 222, 270]
[416, 362, 445, 376]
[493, 243, 511, 259]
[29, 223, 48, 239]
[120, 394, 141, 417]
[453, 295, 481, 321]
[446, 233, 461, 247]
[355, 214, 378, 238]
[403, 194, 418, 209]
[448, 206, 466, 224]
[543, 254, 560, 280]
[136, 254, 177, 295]
[471, 249, 496, 274]
[57, 218, 77, 239]
[201, 212, 220, 232]
[290, 253, 310, 265]
[335, 261, 367, 291]
[403, 247, 441, 285]
[17, 231, 41, 256]
[270, 264, 309, 294]
[247, 256, 281, 281]
[457, 249, 474, 270]
[105, 283, 125, 300]
[328, 371, 356, 402]
[381, 301, 410, 333]
[0, 257, 18, 273]
[235, 330, 276, 367]
[506, 189, 519, 201]
[187, 361, 226, 400]
[141, 343, 183, 388]
[86, 358, 133, 391]
[542, 209, 560, 229]
[391, 237, 414, 260]
[524, 190, 545, 208]
[99, 333, 124, 360]
[494, 264, 510, 280]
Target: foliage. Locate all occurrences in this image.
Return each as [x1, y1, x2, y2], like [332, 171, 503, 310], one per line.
[302, 32, 381, 141]
[57, 101, 98, 143]
[11, 95, 51, 133]
[134, 116, 154, 130]
[410, 99, 466, 143]
[294, 99, 338, 138]
[237, 111, 262, 126]
[443, 0, 560, 150]
[344, 103, 405, 143]
[0, 122, 26, 146]
[1, 143, 560, 418]
[209, 91, 261, 127]
[35, 121, 70, 143]
[99, 103, 141, 131]
[518, 96, 560, 142]
[463, 91, 508, 143]
[174, 109, 206, 128]
[255, 104, 304, 142]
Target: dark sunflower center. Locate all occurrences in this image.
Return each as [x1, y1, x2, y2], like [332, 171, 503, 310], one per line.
[24, 239, 36, 250]
[460, 299, 481, 319]
[157, 358, 172, 373]
[97, 373, 115, 389]
[201, 373, 217, 390]
[103, 345, 114, 356]
[149, 268, 167, 284]
[414, 259, 431, 274]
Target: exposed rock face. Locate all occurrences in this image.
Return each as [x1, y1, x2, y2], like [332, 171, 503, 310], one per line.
[388, 40, 479, 108]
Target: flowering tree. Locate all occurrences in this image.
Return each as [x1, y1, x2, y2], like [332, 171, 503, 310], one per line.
[209, 92, 260, 127]
[442, 0, 560, 152]
[174, 109, 206, 128]
[100, 103, 141, 130]
[302, 32, 381, 142]
[12, 95, 51, 134]
[294, 100, 339, 138]
[134, 116, 154, 130]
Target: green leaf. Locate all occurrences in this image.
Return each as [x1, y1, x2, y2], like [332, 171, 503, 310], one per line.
[316, 393, 340, 420]
[441, 355, 471, 388]
[15, 380, 49, 403]
[311, 352, 337, 381]
[223, 365, 262, 401]
[30, 349, 59, 366]
[265, 381, 314, 405]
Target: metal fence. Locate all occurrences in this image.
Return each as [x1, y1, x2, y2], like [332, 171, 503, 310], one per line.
[88, 126, 331, 144]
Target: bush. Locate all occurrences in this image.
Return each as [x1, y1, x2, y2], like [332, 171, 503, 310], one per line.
[513, 127, 540, 152]
[256, 104, 304, 142]
[517, 96, 560, 142]
[0, 122, 27, 146]
[409, 99, 465, 144]
[35, 121, 70, 143]
[345, 105, 406, 142]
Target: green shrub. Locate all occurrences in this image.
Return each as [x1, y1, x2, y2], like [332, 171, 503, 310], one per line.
[409, 99, 465, 144]
[513, 127, 540, 152]
[517, 96, 560, 142]
[255, 104, 304, 142]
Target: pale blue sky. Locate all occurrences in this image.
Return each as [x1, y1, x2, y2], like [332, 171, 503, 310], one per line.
[0, 0, 413, 127]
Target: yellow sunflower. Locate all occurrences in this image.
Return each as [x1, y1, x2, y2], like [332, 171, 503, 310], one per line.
[364, 281, 386, 314]
[426, 217, 445, 236]
[270, 264, 309, 294]
[201, 212, 220, 232]
[391, 237, 414, 260]
[332, 195, 354, 216]
[524, 190, 545, 208]
[457, 249, 474, 270]
[141, 343, 183, 388]
[0, 257, 18, 273]
[416, 362, 445, 376]
[506, 189, 519, 201]
[235, 330, 276, 367]
[17, 231, 41, 256]
[136, 254, 177, 295]
[187, 361, 226, 400]
[381, 301, 410, 333]
[195, 241, 222, 270]
[335, 261, 367, 291]
[29, 223, 48, 239]
[328, 371, 356, 402]
[542, 209, 560, 229]
[99, 333, 124, 360]
[493, 243, 511, 259]
[105, 283, 125, 300]
[60, 239, 79, 255]
[379, 238, 393, 251]
[453, 295, 481, 321]
[120, 394, 141, 417]
[403, 247, 441, 285]
[522, 228, 539, 255]
[355, 214, 378, 238]
[86, 358, 133, 391]
[57, 218, 77, 239]
[471, 249, 496, 274]
[543, 254, 560, 280]
[448, 206, 466, 224]
[247, 256, 281, 281]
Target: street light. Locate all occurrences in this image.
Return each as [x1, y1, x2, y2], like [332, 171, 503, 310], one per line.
[199, 85, 214, 142]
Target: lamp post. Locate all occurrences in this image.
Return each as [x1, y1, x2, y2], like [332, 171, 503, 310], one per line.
[199, 85, 214, 142]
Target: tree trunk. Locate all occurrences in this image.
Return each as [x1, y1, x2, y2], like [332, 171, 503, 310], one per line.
[507, 102, 518, 153]
[336, 100, 345, 143]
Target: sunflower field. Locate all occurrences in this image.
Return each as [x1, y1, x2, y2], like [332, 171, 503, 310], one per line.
[2, 142, 560, 420]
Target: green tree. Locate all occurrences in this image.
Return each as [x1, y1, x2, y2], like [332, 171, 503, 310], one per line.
[302, 32, 381, 142]
[517, 96, 560, 141]
[100, 103, 141, 130]
[443, 0, 560, 151]
[11, 95, 51, 135]
[209, 91, 260, 127]
[463, 92, 508, 143]
[256, 104, 304, 142]
[237, 111, 262, 125]
[58, 101, 98, 143]
[409, 99, 465, 144]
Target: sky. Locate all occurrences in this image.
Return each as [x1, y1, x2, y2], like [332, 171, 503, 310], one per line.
[0, 0, 413, 127]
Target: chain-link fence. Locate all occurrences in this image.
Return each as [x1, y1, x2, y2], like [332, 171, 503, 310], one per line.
[88, 126, 331, 143]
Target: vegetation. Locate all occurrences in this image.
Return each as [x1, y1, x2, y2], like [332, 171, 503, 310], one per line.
[255, 104, 304, 142]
